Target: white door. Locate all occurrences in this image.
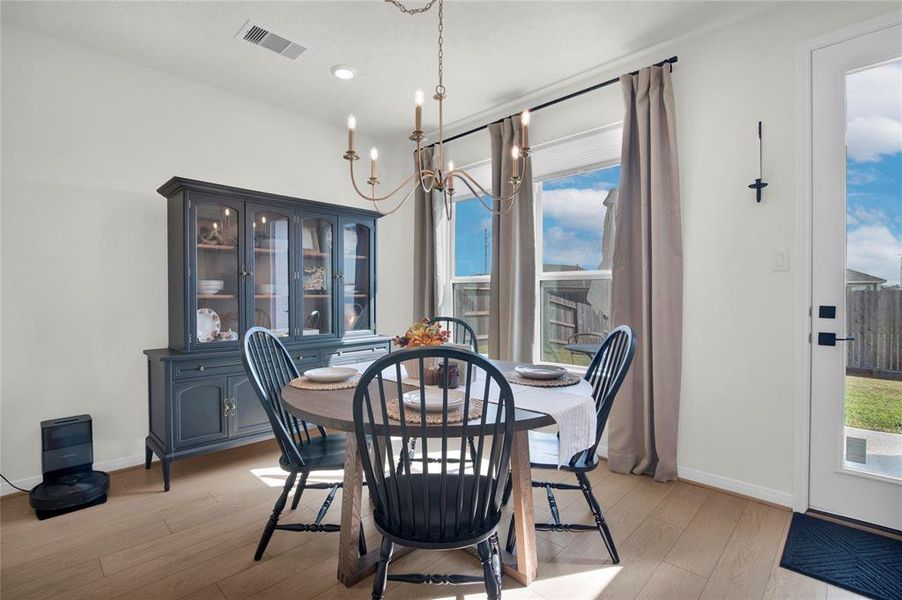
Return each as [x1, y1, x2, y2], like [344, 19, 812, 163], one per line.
[809, 21, 902, 531]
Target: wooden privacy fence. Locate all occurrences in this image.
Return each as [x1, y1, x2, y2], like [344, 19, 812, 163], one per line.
[846, 288, 901, 375]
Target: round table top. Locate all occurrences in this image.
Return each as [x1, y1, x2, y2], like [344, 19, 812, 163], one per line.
[280, 360, 555, 435]
[563, 342, 601, 356]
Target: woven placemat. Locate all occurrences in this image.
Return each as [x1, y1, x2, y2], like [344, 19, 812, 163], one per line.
[385, 398, 483, 424]
[288, 375, 360, 391]
[504, 371, 581, 388]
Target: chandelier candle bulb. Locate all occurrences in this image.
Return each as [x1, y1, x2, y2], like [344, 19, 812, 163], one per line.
[511, 146, 520, 178]
[415, 89, 424, 132]
[370, 147, 378, 179]
[447, 161, 455, 192]
[347, 114, 357, 153]
[520, 109, 530, 150]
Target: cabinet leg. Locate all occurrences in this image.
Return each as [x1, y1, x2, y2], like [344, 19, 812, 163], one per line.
[145, 444, 153, 470]
[162, 458, 172, 492]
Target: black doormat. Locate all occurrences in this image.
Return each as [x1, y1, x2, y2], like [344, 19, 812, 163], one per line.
[780, 513, 902, 600]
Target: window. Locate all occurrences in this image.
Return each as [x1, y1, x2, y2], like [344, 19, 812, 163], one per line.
[446, 125, 622, 364]
[537, 165, 619, 366]
[451, 197, 491, 353]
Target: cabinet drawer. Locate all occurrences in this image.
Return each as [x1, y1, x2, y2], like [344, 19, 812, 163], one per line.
[174, 359, 243, 379]
[323, 344, 389, 366]
[291, 349, 321, 368]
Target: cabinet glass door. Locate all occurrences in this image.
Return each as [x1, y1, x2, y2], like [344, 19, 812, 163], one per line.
[342, 221, 373, 333]
[250, 207, 292, 338]
[195, 203, 241, 344]
[301, 216, 335, 336]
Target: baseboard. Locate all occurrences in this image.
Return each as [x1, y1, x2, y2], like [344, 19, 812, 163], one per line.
[1, 452, 148, 497]
[595, 444, 794, 508]
[677, 466, 794, 507]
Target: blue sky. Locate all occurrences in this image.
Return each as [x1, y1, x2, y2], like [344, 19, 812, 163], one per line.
[845, 59, 902, 286]
[454, 165, 620, 276]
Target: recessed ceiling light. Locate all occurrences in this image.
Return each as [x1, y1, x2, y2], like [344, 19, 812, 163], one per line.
[330, 65, 356, 80]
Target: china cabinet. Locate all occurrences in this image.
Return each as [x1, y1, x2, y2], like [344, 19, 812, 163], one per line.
[144, 177, 390, 490]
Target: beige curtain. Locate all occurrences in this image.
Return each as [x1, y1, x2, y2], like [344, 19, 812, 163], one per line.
[607, 66, 683, 482]
[488, 119, 535, 361]
[412, 147, 436, 321]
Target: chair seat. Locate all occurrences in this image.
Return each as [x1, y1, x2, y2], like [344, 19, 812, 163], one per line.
[527, 430, 598, 472]
[373, 474, 502, 549]
[279, 433, 351, 472]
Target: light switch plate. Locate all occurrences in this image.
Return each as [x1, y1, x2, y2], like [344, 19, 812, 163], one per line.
[771, 249, 790, 272]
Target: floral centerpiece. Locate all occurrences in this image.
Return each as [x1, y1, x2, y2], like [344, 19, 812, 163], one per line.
[393, 319, 449, 380]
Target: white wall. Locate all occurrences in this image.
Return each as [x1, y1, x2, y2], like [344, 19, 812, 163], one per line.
[442, 1, 897, 505]
[0, 23, 414, 490]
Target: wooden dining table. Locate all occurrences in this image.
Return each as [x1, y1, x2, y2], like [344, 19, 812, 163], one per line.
[280, 360, 562, 588]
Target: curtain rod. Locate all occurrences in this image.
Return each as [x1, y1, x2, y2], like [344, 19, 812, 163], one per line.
[434, 55, 678, 147]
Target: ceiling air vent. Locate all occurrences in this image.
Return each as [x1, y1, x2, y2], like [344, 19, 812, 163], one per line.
[236, 21, 307, 60]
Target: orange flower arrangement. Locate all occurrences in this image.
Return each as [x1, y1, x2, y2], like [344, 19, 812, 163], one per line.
[393, 318, 449, 348]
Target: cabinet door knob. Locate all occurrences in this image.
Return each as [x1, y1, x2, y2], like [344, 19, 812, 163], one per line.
[230, 400, 237, 416]
[223, 401, 229, 417]
[198, 365, 205, 372]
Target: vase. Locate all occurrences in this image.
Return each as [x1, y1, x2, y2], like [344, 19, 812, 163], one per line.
[401, 353, 438, 383]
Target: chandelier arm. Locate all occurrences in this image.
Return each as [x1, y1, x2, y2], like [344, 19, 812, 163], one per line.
[415, 143, 438, 193]
[453, 169, 524, 204]
[349, 162, 420, 202]
[372, 180, 419, 217]
[452, 173, 519, 217]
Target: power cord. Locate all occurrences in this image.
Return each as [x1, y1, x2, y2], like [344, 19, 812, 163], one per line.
[1, 473, 31, 493]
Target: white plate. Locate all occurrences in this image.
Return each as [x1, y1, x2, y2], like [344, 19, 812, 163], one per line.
[402, 388, 465, 413]
[196, 308, 221, 343]
[514, 364, 567, 380]
[304, 366, 358, 383]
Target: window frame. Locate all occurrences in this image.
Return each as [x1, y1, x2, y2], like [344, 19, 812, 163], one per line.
[533, 157, 619, 368]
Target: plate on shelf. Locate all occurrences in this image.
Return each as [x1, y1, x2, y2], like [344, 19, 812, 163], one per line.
[402, 388, 465, 413]
[514, 364, 567, 380]
[196, 308, 221, 343]
[304, 366, 358, 383]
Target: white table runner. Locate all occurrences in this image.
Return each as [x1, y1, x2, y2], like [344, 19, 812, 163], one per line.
[339, 360, 597, 466]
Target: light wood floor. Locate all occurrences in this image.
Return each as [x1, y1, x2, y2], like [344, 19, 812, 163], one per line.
[0, 439, 865, 600]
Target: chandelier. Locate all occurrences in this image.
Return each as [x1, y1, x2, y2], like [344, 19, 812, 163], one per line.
[343, 0, 531, 217]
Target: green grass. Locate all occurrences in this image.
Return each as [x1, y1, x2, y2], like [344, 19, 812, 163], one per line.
[845, 376, 902, 434]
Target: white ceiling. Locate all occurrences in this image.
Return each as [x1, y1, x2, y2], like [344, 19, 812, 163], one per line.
[2, 1, 773, 143]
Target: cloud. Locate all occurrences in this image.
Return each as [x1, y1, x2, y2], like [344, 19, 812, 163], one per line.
[847, 223, 902, 285]
[542, 187, 609, 231]
[847, 115, 902, 162]
[848, 205, 889, 227]
[846, 61, 902, 162]
[543, 226, 603, 269]
[847, 60, 902, 122]
[847, 166, 879, 185]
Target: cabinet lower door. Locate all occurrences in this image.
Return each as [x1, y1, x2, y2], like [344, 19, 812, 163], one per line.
[173, 379, 230, 449]
[229, 375, 271, 438]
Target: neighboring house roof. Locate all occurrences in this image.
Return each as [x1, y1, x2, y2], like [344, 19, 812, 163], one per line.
[846, 268, 887, 285]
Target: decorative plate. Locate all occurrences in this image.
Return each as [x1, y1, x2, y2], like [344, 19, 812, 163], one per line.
[402, 388, 465, 413]
[196, 308, 221, 343]
[514, 364, 567, 380]
[303, 366, 359, 383]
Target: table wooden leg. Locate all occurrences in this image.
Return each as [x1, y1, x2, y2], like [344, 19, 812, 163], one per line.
[502, 430, 538, 586]
[337, 433, 366, 586]
[337, 432, 411, 587]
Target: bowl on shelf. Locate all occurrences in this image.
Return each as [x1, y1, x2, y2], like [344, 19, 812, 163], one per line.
[255, 283, 288, 296]
[198, 279, 224, 295]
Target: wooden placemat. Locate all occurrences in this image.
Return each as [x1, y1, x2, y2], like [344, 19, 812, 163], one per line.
[288, 375, 360, 391]
[385, 398, 483, 424]
[504, 371, 582, 388]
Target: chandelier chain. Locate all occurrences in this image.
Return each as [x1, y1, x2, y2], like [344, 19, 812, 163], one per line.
[437, 0, 443, 92]
[383, 0, 439, 15]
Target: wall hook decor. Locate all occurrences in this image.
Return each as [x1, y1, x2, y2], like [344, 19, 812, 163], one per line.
[749, 120, 768, 202]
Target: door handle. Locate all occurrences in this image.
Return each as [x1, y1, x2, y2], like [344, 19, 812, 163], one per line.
[230, 400, 237, 417]
[818, 333, 856, 346]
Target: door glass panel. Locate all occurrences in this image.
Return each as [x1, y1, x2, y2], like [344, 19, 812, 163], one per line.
[843, 59, 902, 479]
[196, 204, 240, 343]
[252, 210, 291, 337]
[301, 217, 334, 336]
[343, 223, 371, 332]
